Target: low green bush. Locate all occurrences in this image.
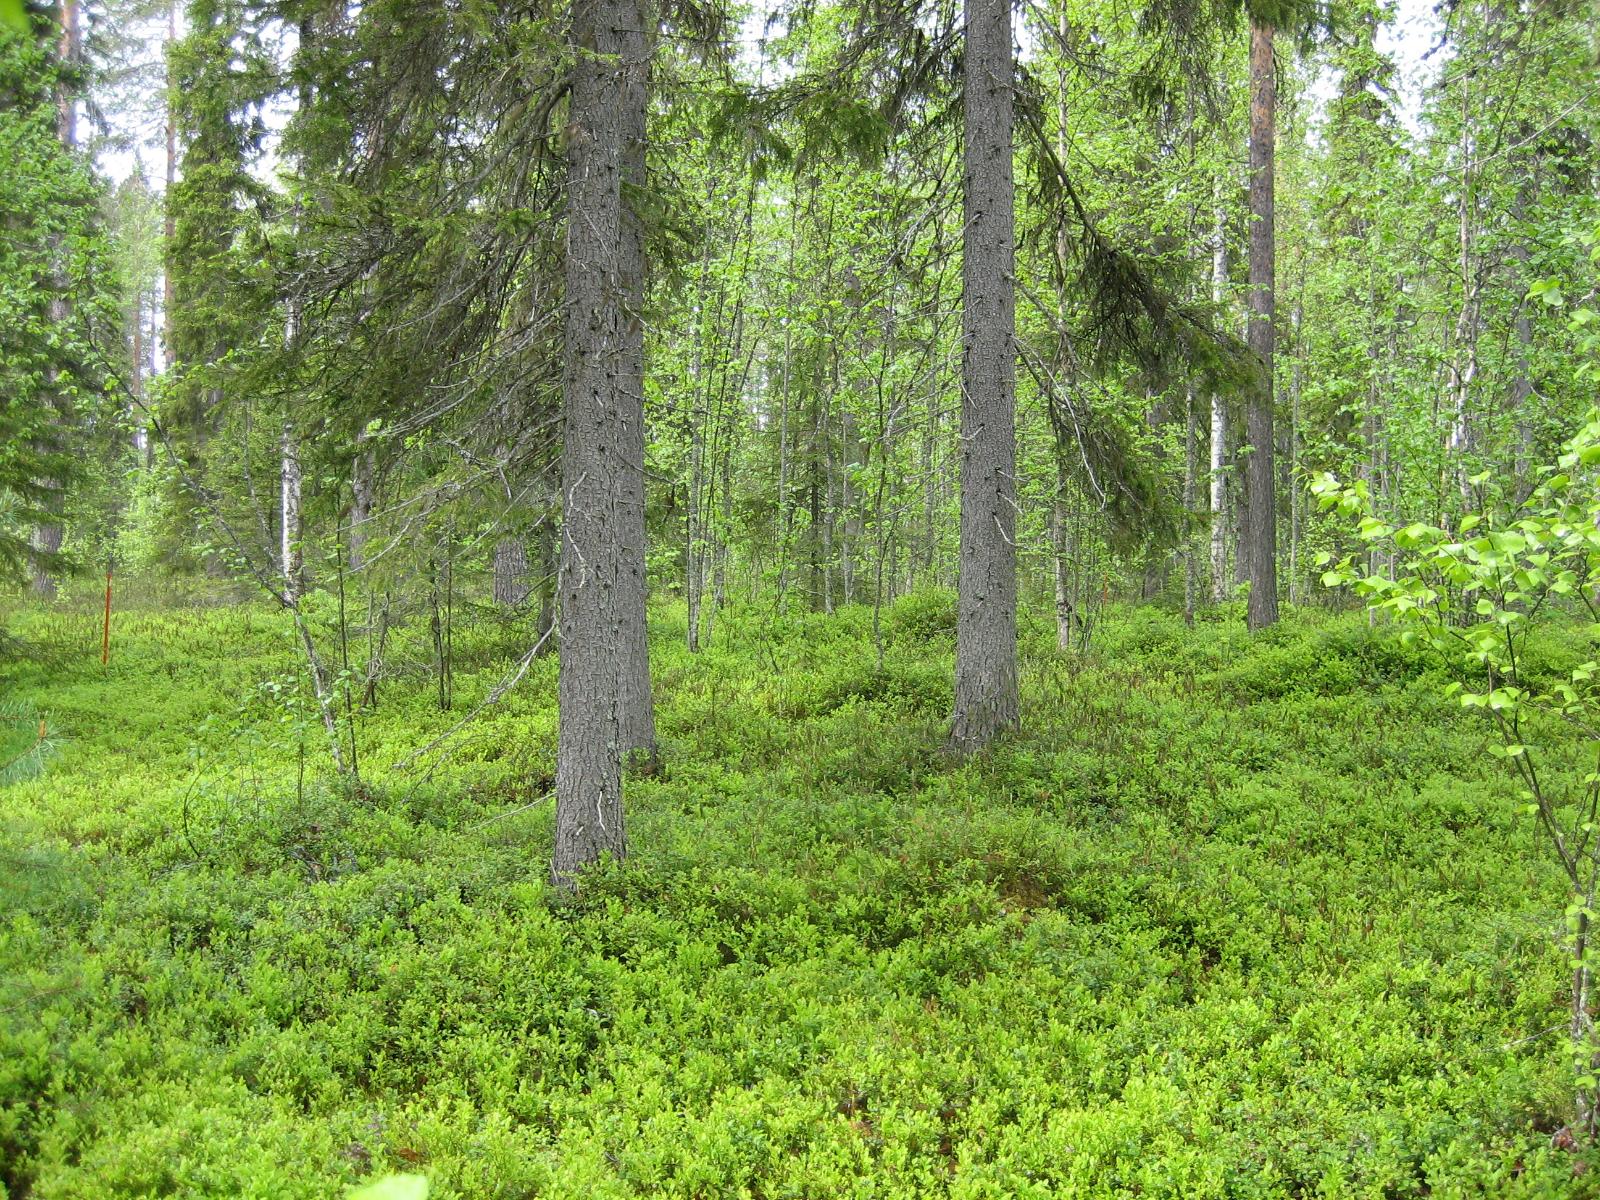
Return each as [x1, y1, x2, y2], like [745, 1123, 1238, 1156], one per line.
[0, 596, 1592, 1197]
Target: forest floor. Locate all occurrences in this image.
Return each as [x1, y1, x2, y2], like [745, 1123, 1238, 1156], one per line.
[1, 588, 1595, 1198]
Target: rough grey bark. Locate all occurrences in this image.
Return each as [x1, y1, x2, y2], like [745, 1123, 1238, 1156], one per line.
[349, 442, 374, 572]
[493, 536, 530, 606]
[950, 0, 1019, 753]
[614, 0, 656, 759]
[535, 512, 557, 656]
[552, 0, 645, 885]
[1244, 19, 1279, 631]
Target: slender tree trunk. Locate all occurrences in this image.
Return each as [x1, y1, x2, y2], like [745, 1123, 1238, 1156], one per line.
[1244, 18, 1279, 631]
[686, 413, 704, 652]
[1509, 164, 1538, 499]
[535, 509, 557, 655]
[1051, 40, 1076, 647]
[1209, 193, 1231, 604]
[950, 0, 1019, 752]
[1447, 75, 1479, 507]
[552, 0, 641, 885]
[614, 0, 656, 760]
[350, 441, 374, 572]
[776, 303, 794, 606]
[163, 0, 177, 362]
[920, 389, 938, 585]
[1053, 458, 1073, 649]
[280, 421, 303, 599]
[841, 408, 860, 605]
[1184, 387, 1199, 624]
[1288, 301, 1304, 607]
[131, 295, 145, 455]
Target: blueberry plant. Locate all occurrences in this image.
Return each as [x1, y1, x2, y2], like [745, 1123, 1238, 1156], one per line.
[1313, 224, 1600, 1134]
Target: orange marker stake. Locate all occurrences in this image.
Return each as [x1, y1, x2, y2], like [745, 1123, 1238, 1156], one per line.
[101, 560, 112, 666]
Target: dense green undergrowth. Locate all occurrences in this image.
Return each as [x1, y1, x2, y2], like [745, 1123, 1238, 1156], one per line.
[1, 590, 1595, 1197]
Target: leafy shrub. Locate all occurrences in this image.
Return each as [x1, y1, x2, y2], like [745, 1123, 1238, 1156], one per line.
[0, 595, 1590, 1196]
[885, 587, 958, 644]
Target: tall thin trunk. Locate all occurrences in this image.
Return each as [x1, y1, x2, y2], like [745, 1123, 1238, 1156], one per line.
[840, 408, 860, 605]
[614, 0, 656, 760]
[1244, 18, 1279, 631]
[1509, 162, 1538, 499]
[950, 0, 1019, 752]
[1183, 387, 1199, 624]
[920, 387, 938, 585]
[1052, 30, 1075, 647]
[1053, 458, 1073, 649]
[535, 509, 557, 655]
[686, 399, 705, 652]
[1447, 72, 1479, 506]
[552, 0, 642, 885]
[163, 0, 177, 363]
[776, 322, 793, 605]
[1288, 299, 1304, 607]
[349, 441, 374, 572]
[1209, 192, 1231, 604]
[709, 432, 732, 640]
[280, 421, 303, 599]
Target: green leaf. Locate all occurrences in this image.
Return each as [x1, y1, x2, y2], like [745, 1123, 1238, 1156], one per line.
[350, 1177, 429, 1200]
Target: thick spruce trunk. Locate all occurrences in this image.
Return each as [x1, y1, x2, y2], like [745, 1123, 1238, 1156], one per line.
[950, 0, 1019, 753]
[552, 0, 647, 885]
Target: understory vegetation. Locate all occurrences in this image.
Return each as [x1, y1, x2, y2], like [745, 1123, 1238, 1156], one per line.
[3, 591, 1595, 1197]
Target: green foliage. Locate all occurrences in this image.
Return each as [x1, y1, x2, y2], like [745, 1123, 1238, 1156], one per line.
[351, 1176, 428, 1200]
[0, 25, 117, 584]
[1313, 383, 1600, 1128]
[0, 595, 1591, 1195]
[0, 698, 54, 786]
